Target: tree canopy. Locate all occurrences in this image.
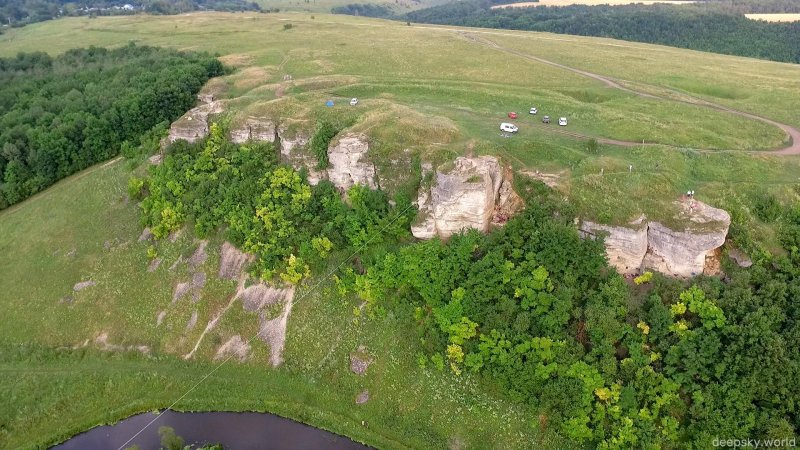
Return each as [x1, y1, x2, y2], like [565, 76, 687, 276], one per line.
[0, 44, 223, 209]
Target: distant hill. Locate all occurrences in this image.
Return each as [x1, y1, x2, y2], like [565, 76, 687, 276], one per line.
[331, 0, 800, 64]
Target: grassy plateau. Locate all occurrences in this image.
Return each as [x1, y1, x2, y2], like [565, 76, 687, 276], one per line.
[1, 11, 799, 449]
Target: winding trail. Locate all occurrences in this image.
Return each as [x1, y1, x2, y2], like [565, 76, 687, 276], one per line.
[459, 32, 800, 155]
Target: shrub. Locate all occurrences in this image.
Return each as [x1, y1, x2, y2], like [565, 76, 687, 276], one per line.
[634, 271, 653, 285]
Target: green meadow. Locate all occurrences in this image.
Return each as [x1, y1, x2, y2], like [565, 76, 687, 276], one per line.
[1, 12, 799, 448]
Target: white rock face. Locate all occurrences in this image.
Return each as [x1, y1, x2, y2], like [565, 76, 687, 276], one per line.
[643, 200, 731, 278]
[411, 187, 438, 239]
[412, 156, 522, 240]
[276, 124, 326, 185]
[580, 215, 648, 275]
[327, 134, 377, 191]
[278, 124, 310, 157]
[230, 117, 276, 144]
[580, 200, 731, 278]
[167, 101, 224, 144]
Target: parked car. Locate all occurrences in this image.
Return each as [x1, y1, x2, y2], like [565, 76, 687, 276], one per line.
[508, 112, 518, 119]
[559, 117, 568, 126]
[542, 115, 551, 124]
[529, 107, 537, 115]
[500, 122, 518, 133]
[350, 98, 359, 106]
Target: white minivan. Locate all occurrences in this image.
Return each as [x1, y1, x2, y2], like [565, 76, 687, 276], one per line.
[558, 117, 568, 126]
[500, 122, 518, 133]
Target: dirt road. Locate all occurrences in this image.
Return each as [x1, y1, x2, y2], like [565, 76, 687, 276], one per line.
[459, 32, 800, 155]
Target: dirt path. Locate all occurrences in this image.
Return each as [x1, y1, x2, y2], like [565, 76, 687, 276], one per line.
[459, 32, 800, 155]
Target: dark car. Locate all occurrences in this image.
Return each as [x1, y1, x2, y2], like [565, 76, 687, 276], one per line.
[542, 115, 551, 124]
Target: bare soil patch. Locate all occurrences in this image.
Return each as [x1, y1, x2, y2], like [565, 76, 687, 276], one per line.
[73, 280, 96, 292]
[240, 283, 292, 312]
[349, 345, 374, 375]
[218, 241, 253, 280]
[186, 310, 198, 330]
[173, 282, 192, 303]
[147, 257, 162, 272]
[188, 240, 209, 269]
[256, 286, 295, 367]
[214, 335, 251, 362]
[138, 227, 154, 242]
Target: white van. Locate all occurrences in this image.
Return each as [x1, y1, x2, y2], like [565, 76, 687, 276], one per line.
[500, 122, 518, 133]
[558, 117, 568, 126]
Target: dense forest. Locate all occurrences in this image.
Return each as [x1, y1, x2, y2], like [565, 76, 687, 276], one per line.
[330, 3, 393, 17]
[331, 1, 800, 64]
[349, 180, 800, 447]
[0, 45, 223, 209]
[0, 0, 261, 29]
[139, 125, 800, 447]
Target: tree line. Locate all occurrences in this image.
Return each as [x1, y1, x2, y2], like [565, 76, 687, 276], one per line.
[332, 1, 800, 64]
[0, 44, 224, 209]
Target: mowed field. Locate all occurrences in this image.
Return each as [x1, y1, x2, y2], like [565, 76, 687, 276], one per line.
[1, 12, 800, 449]
[745, 13, 800, 22]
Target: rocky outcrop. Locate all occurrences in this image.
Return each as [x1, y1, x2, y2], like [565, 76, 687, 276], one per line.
[230, 117, 276, 144]
[643, 200, 730, 277]
[327, 133, 377, 191]
[582, 200, 731, 278]
[277, 124, 327, 185]
[412, 156, 522, 240]
[278, 123, 310, 156]
[580, 215, 648, 275]
[167, 101, 224, 144]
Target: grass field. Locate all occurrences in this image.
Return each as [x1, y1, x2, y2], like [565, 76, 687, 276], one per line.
[2, 12, 800, 448]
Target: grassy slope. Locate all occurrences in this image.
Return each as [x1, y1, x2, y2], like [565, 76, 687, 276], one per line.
[1, 12, 799, 448]
[0, 158, 560, 449]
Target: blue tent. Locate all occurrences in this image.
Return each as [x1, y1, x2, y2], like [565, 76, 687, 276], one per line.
[325, 100, 334, 107]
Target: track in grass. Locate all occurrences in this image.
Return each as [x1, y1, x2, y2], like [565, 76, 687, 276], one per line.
[459, 32, 800, 155]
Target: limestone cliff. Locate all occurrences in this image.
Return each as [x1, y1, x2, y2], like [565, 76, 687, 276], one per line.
[643, 200, 731, 277]
[412, 156, 522, 240]
[276, 123, 326, 185]
[580, 215, 648, 275]
[167, 101, 224, 144]
[581, 200, 731, 278]
[327, 133, 377, 191]
[230, 117, 276, 144]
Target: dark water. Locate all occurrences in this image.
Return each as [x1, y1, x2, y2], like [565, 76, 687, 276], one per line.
[51, 410, 372, 450]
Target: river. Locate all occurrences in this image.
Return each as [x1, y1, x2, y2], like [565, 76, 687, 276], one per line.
[51, 410, 372, 450]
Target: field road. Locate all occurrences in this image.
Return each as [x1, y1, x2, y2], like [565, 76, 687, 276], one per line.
[459, 32, 800, 155]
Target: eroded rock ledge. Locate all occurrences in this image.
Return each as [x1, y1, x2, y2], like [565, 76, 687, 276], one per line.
[327, 133, 377, 191]
[581, 199, 731, 278]
[167, 100, 224, 144]
[412, 156, 523, 240]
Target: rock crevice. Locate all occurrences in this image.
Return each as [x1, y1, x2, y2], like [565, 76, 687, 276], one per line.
[412, 156, 522, 240]
[327, 133, 377, 191]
